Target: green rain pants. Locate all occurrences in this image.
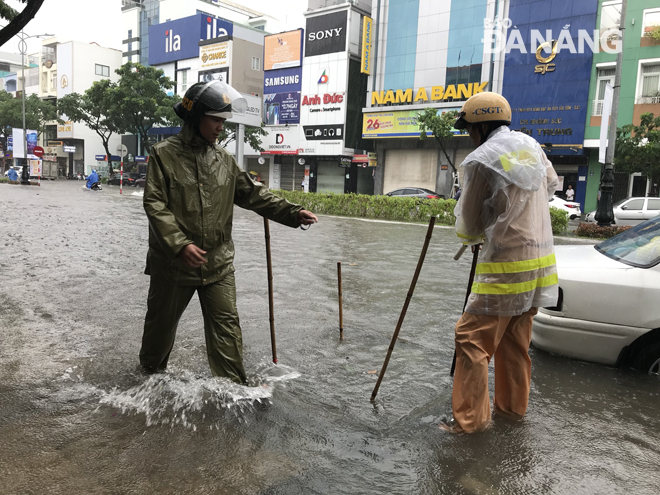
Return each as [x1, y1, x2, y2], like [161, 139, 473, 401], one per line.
[139, 272, 248, 384]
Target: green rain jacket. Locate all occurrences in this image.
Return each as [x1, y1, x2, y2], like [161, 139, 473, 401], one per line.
[144, 122, 304, 285]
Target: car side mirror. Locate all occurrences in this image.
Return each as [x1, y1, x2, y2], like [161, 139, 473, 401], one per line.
[621, 206, 627, 210]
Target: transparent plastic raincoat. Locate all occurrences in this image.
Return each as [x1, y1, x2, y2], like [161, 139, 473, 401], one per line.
[455, 127, 559, 316]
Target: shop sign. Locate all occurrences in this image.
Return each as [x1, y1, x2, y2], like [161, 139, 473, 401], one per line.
[135, 156, 148, 162]
[264, 30, 303, 71]
[371, 82, 488, 106]
[63, 145, 76, 153]
[227, 93, 262, 128]
[200, 40, 231, 70]
[368, 152, 377, 167]
[305, 11, 347, 57]
[302, 93, 344, 106]
[264, 67, 302, 94]
[362, 108, 461, 139]
[361, 16, 373, 75]
[262, 125, 300, 154]
[57, 121, 73, 139]
[302, 124, 344, 141]
[264, 92, 300, 125]
[199, 67, 228, 84]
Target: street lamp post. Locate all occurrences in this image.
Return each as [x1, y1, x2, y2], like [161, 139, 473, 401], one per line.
[15, 29, 53, 185]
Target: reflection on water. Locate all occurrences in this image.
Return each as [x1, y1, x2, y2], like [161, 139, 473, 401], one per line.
[1, 182, 659, 495]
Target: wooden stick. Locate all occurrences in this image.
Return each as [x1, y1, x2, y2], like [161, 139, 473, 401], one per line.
[370, 217, 436, 402]
[337, 262, 344, 340]
[264, 217, 277, 364]
[450, 244, 480, 377]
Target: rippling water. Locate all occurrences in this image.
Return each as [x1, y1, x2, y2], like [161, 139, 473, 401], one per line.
[1, 181, 659, 494]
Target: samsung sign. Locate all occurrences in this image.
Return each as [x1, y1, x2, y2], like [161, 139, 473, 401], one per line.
[264, 67, 302, 94]
[149, 14, 233, 65]
[305, 11, 347, 57]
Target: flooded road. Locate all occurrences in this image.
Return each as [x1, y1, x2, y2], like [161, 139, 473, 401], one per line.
[1, 181, 659, 494]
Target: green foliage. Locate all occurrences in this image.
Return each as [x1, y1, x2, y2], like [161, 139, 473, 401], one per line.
[644, 25, 660, 41]
[0, 176, 8, 183]
[575, 222, 632, 239]
[549, 206, 569, 235]
[615, 113, 660, 195]
[112, 62, 176, 153]
[0, 90, 57, 138]
[219, 122, 267, 151]
[271, 190, 457, 225]
[417, 108, 460, 172]
[0, 0, 19, 21]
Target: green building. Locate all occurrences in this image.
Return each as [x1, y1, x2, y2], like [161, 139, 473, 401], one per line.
[584, 0, 660, 213]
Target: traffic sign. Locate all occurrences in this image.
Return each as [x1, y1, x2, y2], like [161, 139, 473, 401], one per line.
[116, 144, 128, 158]
[33, 146, 44, 158]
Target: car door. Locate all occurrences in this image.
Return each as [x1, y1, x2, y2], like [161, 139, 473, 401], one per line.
[644, 198, 660, 221]
[616, 198, 645, 226]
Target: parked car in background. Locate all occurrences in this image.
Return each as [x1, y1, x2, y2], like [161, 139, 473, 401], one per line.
[107, 173, 134, 186]
[135, 174, 146, 188]
[584, 197, 660, 226]
[549, 195, 581, 220]
[385, 187, 445, 199]
[532, 215, 660, 375]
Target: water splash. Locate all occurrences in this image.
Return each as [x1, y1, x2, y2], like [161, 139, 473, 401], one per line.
[97, 363, 300, 429]
[131, 190, 144, 197]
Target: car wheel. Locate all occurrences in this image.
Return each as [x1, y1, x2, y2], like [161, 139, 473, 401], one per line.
[624, 330, 660, 375]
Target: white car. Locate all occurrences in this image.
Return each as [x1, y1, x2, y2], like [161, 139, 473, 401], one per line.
[4, 166, 23, 178]
[532, 215, 660, 375]
[549, 195, 581, 219]
[584, 197, 660, 226]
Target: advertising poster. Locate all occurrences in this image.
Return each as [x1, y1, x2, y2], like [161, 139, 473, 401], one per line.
[30, 159, 42, 176]
[264, 30, 303, 71]
[263, 67, 302, 94]
[262, 125, 300, 154]
[263, 92, 300, 125]
[305, 11, 347, 57]
[362, 108, 461, 138]
[200, 40, 231, 70]
[361, 16, 373, 74]
[199, 67, 229, 84]
[27, 130, 37, 157]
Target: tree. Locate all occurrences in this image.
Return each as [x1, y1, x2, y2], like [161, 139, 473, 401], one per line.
[0, 90, 57, 138]
[0, 0, 46, 48]
[58, 79, 124, 176]
[112, 62, 176, 154]
[615, 113, 660, 197]
[417, 108, 461, 173]
[218, 122, 267, 152]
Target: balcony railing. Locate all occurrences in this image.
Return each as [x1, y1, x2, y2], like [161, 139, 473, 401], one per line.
[636, 95, 660, 105]
[592, 100, 604, 117]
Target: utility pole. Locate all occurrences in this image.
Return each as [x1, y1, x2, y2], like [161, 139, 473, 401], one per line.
[20, 30, 28, 184]
[595, 0, 627, 226]
[235, 123, 245, 170]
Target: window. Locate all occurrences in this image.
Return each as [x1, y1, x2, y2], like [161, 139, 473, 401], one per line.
[51, 73, 56, 91]
[128, 29, 133, 39]
[95, 64, 110, 77]
[623, 199, 644, 211]
[593, 67, 615, 116]
[255, 25, 265, 31]
[648, 199, 660, 211]
[642, 9, 660, 39]
[251, 57, 261, 71]
[180, 70, 188, 93]
[638, 62, 660, 103]
[601, 1, 622, 33]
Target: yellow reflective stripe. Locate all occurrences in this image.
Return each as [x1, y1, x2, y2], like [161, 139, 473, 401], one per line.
[500, 153, 513, 172]
[475, 254, 556, 275]
[456, 232, 483, 241]
[472, 273, 558, 295]
[499, 149, 538, 172]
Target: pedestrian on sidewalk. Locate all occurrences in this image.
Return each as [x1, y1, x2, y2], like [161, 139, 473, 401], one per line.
[566, 185, 575, 201]
[443, 92, 559, 433]
[7, 167, 19, 183]
[140, 81, 317, 385]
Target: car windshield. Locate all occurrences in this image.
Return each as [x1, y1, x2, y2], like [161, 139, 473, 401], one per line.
[595, 215, 660, 268]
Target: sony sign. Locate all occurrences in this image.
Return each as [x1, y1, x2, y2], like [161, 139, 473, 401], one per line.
[305, 10, 348, 57]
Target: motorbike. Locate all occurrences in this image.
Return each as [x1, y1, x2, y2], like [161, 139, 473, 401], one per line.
[90, 182, 102, 191]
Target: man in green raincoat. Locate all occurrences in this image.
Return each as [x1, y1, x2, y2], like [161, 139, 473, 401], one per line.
[140, 81, 318, 384]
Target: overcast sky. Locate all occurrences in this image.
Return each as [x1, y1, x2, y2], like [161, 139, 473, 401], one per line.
[2, 0, 307, 56]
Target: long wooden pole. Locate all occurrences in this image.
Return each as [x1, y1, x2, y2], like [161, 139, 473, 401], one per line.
[450, 244, 480, 377]
[337, 261, 344, 340]
[264, 217, 277, 364]
[370, 217, 436, 402]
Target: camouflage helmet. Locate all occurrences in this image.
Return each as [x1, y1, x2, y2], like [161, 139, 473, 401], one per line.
[174, 81, 247, 121]
[454, 92, 512, 130]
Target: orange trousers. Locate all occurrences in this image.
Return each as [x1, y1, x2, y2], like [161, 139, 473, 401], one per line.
[452, 308, 538, 433]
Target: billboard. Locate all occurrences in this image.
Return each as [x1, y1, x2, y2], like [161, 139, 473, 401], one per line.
[11, 128, 38, 159]
[264, 30, 303, 71]
[263, 92, 300, 125]
[361, 16, 373, 74]
[501, 0, 598, 149]
[305, 11, 347, 57]
[200, 40, 231, 70]
[362, 108, 462, 139]
[261, 125, 300, 154]
[264, 67, 303, 94]
[149, 14, 233, 65]
[198, 67, 229, 84]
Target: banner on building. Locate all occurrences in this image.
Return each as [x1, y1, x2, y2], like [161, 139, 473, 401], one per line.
[261, 125, 300, 154]
[599, 82, 613, 164]
[263, 92, 300, 125]
[361, 16, 373, 74]
[264, 67, 302, 94]
[264, 30, 303, 71]
[362, 108, 461, 139]
[57, 120, 73, 139]
[200, 40, 231, 70]
[305, 11, 347, 57]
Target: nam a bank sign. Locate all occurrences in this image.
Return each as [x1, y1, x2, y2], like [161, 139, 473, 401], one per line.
[371, 82, 488, 106]
[149, 14, 234, 65]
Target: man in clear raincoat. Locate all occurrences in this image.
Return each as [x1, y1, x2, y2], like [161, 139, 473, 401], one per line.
[139, 81, 317, 385]
[443, 92, 559, 433]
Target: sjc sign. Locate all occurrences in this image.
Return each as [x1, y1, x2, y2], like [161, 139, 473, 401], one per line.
[149, 14, 233, 65]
